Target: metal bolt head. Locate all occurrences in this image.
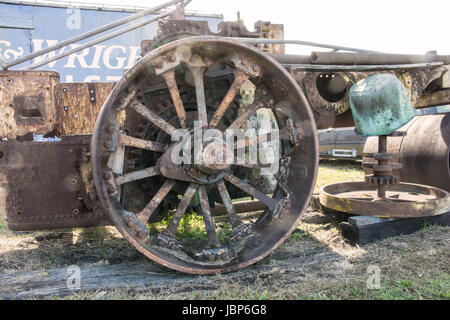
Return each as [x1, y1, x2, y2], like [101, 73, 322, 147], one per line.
[107, 187, 116, 195]
[106, 125, 115, 134]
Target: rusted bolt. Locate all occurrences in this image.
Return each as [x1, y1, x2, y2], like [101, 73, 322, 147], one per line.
[155, 61, 164, 69]
[137, 230, 146, 238]
[241, 59, 249, 66]
[106, 125, 115, 134]
[168, 55, 176, 63]
[107, 187, 116, 195]
[103, 171, 112, 180]
[252, 64, 260, 73]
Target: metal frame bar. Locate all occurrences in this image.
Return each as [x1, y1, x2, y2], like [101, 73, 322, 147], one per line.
[2, 0, 185, 70]
[285, 62, 443, 72]
[230, 37, 379, 53]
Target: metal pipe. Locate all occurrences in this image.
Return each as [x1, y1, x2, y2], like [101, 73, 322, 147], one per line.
[377, 135, 387, 199]
[231, 38, 378, 53]
[268, 53, 311, 64]
[22, 11, 170, 70]
[311, 51, 450, 65]
[4, 0, 184, 69]
[284, 62, 443, 72]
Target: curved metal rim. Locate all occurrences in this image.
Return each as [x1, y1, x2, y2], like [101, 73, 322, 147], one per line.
[91, 36, 319, 274]
[319, 181, 450, 218]
[303, 71, 350, 116]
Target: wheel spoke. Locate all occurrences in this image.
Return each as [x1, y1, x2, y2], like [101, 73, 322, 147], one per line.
[130, 101, 176, 136]
[189, 66, 208, 126]
[227, 102, 261, 131]
[136, 179, 176, 224]
[224, 173, 277, 211]
[163, 183, 198, 238]
[198, 185, 221, 248]
[210, 71, 249, 128]
[216, 180, 242, 229]
[115, 166, 160, 185]
[161, 69, 187, 128]
[119, 132, 168, 152]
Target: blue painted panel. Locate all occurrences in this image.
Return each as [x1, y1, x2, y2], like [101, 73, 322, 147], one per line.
[0, 3, 33, 29]
[0, 2, 222, 82]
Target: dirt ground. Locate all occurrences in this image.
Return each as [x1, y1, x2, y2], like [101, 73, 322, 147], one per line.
[0, 161, 448, 300]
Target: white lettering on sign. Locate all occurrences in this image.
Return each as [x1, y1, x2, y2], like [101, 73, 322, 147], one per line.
[32, 39, 67, 67]
[66, 8, 81, 30]
[103, 45, 127, 69]
[30, 39, 140, 71]
[64, 44, 91, 68]
[0, 40, 24, 60]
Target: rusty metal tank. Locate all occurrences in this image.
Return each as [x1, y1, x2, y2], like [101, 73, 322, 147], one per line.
[363, 113, 450, 192]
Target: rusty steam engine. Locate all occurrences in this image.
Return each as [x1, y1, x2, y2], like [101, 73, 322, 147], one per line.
[0, 0, 449, 274]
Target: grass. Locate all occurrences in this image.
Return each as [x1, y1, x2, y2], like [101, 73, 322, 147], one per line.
[314, 160, 364, 192]
[1, 160, 449, 300]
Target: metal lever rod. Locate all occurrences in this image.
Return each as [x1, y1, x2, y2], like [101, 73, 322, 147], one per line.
[230, 37, 379, 54]
[3, 0, 185, 69]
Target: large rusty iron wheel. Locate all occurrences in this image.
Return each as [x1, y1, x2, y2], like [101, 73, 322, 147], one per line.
[91, 36, 318, 274]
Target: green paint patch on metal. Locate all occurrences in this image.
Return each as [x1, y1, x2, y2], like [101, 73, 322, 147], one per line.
[349, 73, 416, 136]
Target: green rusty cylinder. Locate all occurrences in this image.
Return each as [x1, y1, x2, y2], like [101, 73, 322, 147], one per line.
[348, 73, 416, 136]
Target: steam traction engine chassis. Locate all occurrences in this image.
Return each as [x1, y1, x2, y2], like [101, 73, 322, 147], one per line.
[1, 3, 450, 274]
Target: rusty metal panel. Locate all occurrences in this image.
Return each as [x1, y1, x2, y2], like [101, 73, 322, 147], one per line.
[0, 135, 111, 231]
[0, 70, 60, 139]
[254, 21, 285, 54]
[60, 82, 116, 135]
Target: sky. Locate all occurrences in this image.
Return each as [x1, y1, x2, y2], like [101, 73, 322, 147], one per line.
[38, 0, 450, 55]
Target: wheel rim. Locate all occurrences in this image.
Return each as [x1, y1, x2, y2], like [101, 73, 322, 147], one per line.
[91, 36, 319, 274]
